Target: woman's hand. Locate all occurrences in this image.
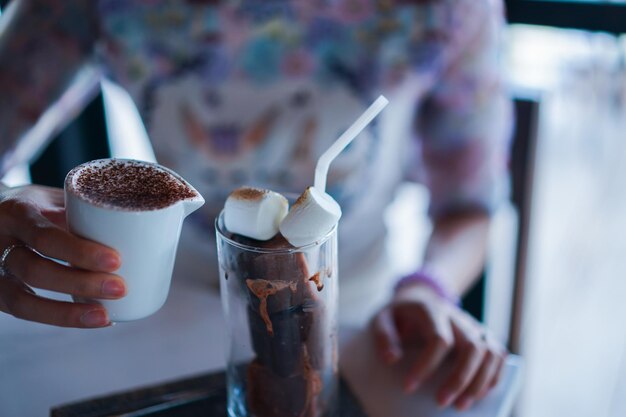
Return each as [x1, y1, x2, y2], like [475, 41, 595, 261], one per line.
[370, 283, 507, 410]
[0, 184, 125, 328]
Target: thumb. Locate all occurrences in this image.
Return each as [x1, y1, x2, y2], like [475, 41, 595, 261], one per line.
[371, 306, 403, 364]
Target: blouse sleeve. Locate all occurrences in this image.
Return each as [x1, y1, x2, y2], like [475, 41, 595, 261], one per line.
[416, 0, 513, 218]
[0, 0, 101, 175]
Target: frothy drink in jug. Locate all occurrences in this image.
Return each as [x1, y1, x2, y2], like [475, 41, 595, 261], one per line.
[66, 159, 198, 211]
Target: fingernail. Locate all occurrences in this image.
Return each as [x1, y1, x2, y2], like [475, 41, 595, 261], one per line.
[102, 279, 125, 297]
[80, 309, 109, 327]
[438, 391, 454, 408]
[98, 253, 120, 270]
[456, 397, 473, 410]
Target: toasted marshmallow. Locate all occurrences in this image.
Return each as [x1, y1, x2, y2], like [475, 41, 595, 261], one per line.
[279, 186, 341, 247]
[224, 187, 288, 240]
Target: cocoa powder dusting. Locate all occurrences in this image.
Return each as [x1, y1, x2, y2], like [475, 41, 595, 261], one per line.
[71, 160, 197, 210]
[293, 187, 311, 208]
[231, 186, 268, 201]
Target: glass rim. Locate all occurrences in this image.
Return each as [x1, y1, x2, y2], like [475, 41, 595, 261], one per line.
[215, 210, 337, 254]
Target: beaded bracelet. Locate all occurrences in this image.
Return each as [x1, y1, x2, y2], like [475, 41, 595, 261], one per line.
[394, 270, 461, 306]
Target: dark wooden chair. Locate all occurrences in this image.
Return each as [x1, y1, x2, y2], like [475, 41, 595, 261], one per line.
[462, 95, 540, 355]
[507, 95, 541, 353]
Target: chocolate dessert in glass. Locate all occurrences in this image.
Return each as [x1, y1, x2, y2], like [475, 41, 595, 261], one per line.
[216, 192, 338, 417]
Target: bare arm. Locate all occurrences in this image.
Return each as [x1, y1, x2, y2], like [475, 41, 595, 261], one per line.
[0, 0, 100, 174]
[421, 210, 490, 296]
[371, 0, 511, 410]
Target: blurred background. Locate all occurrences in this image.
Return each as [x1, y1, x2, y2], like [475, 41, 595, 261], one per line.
[504, 2, 626, 416]
[1, 1, 625, 416]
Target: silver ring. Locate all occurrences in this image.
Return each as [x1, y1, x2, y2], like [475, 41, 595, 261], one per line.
[0, 244, 28, 278]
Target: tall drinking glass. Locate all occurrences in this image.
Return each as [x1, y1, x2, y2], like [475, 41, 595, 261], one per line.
[216, 210, 338, 417]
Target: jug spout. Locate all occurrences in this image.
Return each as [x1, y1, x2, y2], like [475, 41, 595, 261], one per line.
[181, 195, 205, 217]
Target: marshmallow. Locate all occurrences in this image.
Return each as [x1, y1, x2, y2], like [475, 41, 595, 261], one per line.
[279, 186, 342, 247]
[224, 187, 289, 241]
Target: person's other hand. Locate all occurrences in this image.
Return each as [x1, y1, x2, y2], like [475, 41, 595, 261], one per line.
[370, 283, 507, 410]
[0, 185, 125, 328]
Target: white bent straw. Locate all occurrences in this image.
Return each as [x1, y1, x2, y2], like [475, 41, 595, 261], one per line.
[314, 95, 389, 193]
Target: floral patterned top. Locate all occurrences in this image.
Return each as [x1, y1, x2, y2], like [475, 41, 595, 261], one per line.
[0, 0, 511, 272]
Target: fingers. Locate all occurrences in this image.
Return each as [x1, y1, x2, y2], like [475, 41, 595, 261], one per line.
[403, 309, 454, 392]
[4, 200, 120, 272]
[40, 186, 65, 206]
[370, 294, 508, 411]
[488, 351, 507, 390]
[404, 334, 452, 393]
[5, 245, 126, 299]
[371, 307, 403, 364]
[453, 343, 504, 410]
[41, 207, 67, 229]
[0, 277, 111, 328]
[436, 334, 485, 408]
[436, 315, 509, 410]
[0, 188, 119, 329]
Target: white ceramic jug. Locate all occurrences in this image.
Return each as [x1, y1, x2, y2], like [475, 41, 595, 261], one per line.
[65, 159, 205, 322]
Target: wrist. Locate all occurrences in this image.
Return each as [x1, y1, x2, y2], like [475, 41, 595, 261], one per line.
[394, 270, 461, 306]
